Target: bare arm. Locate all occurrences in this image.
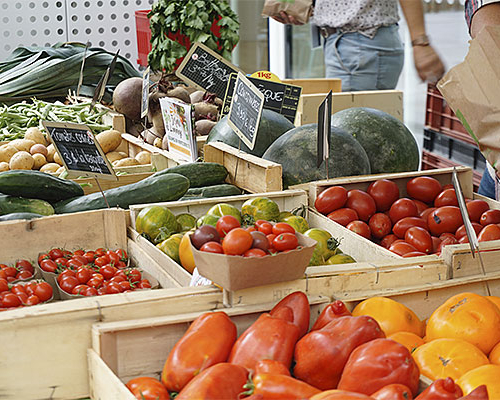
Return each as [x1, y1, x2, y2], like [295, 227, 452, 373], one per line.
[471, 3, 500, 38]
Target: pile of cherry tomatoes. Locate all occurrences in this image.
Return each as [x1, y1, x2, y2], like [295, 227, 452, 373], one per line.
[0, 278, 53, 309]
[314, 175, 500, 257]
[0, 259, 36, 283]
[191, 215, 300, 257]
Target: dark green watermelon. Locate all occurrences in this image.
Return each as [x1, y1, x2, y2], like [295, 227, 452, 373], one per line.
[262, 123, 371, 188]
[206, 109, 295, 157]
[331, 107, 419, 174]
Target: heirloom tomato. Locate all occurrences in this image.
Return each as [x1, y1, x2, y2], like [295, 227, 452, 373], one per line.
[372, 384, 413, 400]
[126, 377, 169, 400]
[253, 373, 321, 400]
[311, 300, 352, 331]
[270, 291, 310, 338]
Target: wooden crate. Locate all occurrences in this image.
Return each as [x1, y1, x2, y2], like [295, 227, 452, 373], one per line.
[129, 190, 448, 305]
[203, 142, 283, 193]
[296, 90, 403, 125]
[88, 295, 329, 399]
[304, 166, 500, 280]
[0, 209, 228, 400]
[281, 78, 342, 94]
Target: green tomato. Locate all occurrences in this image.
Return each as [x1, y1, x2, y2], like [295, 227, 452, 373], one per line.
[281, 215, 309, 234]
[156, 233, 183, 264]
[304, 228, 341, 262]
[278, 211, 294, 221]
[135, 205, 178, 244]
[176, 213, 197, 232]
[207, 203, 242, 224]
[326, 254, 356, 265]
[241, 197, 280, 223]
[196, 214, 220, 228]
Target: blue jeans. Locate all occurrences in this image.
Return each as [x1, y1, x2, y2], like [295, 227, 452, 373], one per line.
[478, 170, 496, 199]
[323, 24, 404, 91]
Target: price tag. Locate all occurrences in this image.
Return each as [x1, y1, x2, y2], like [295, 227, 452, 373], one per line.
[42, 121, 117, 181]
[159, 97, 197, 162]
[141, 66, 150, 119]
[317, 91, 332, 169]
[250, 70, 282, 82]
[227, 72, 264, 151]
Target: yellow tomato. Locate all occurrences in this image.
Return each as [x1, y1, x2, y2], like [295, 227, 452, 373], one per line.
[457, 364, 500, 399]
[178, 232, 195, 273]
[388, 331, 425, 353]
[489, 341, 500, 365]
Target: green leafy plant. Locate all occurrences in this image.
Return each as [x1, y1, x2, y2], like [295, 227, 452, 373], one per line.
[148, 0, 240, 73]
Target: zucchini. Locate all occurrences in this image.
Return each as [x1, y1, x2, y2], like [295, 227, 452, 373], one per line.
[54, 173, 189, 214]
[0, 195, 55, 216]
[0, 212, 44, 222]
[156, 162, 228, 188]
[181, 184, 242, 201]
[0, 170, 84, 202]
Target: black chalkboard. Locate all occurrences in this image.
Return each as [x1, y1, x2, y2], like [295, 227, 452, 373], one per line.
[227, 72, 264, 150]
[221, 74, 302, 123]
[42, 121, 117, 181]
[176, 42, 241, 100]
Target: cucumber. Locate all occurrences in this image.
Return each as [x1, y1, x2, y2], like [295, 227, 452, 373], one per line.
[156, 162, 228, 188]
[0, 170, 84, 203]
[0, 195, 55, 216]
[54, 172, 189, 214]
[0, 212, 44, 222]
[181, 184, 242, 201]
[185, 187, 205, 196]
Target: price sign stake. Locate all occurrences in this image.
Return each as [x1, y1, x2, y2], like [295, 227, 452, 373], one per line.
[76, 41, 90, 97]
[317, 91, 332, 177]
[141, 66, 150, 120]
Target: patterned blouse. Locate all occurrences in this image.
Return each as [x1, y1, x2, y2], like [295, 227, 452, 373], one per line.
[465, 0, 500, 29]
[311, 0, 400, 38]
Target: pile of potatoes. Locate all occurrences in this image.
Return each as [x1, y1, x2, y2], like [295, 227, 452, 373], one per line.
[0, 128, 152, 174]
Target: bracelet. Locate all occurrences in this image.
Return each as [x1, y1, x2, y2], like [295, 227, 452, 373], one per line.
[411, 34, 430, 47]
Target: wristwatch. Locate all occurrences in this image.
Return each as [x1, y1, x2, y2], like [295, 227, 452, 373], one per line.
[411, 34, 430, 47]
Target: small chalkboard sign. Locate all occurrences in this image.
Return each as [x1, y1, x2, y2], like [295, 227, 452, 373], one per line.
[227, 72, 264, 150]
[221, 74, 302, 123]
[176, 42, 241, 100]
[42, 121, 117, 181]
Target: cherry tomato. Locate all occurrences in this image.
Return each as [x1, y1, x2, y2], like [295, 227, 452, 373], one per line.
[24, 281, 37, 296]
[99, 264, 118, 280]
[54, 257, 68, 268]
[15, 260, 34, 274]
[33, 281, 52, 302]
[327, 208, 359, 226]
[38, 253, 50, 265]
[380, 234, 398, 249]
[2, 293, 21, 308]
[97, 286, 108, 296]
[427, 206, 463, 236]
[267, 233, 277, 249]
[72, 254, 87, 265]
[200, 241, 224, 254]
[104, 251, 120, 266]
[67, 258, 84, 269]
[16, 270, 33, 280]
[118, 281, 132, 292]
[83, 251, 96, 264]
[392, 217, 428, 239]
[57, 268, 76, 283]
[346, 220, 371, 239]
[389, 198, 418, 224]
[16, 292, 29, 304]
[1, 266, 16, 278]
[250, 231, 269, 252]
[115, 248, 128, 261]
[87, 277, 103, 289]
[10, 284, 26, 295]
[95, 247, 107, 257]
[255, 220, 273, 235]
[110, 275, 126, 284]
[72, 284, 89, 296]
[48, 248, 64, 260]
[272, 222, 295, 235]
[389, 241, 418, 256]
[459, 235, 469, 244]
[369, 213, 392, 239]
[420, 206, 436, 222]
[106, 282, 123, 294]
[346, 189, 376, 221]
[94, 255, 110, 267]
[243, 248, 268, 257]
[405, 226, 432, 254]
[222, 228, 254, 255]
[314, 186, 348, 214]
[273, 233, 299, 252]
[0, 278, 8, 293]
[216, 215, 241, 238]
[127, 269, 142, 284]
[76, 267, 92, 284]
[466, 200, 490, 223]
[480, 209, 500, 226]
[367, 179, 400, 212]
[62, 250, 73, 259]
[73, 249, 85, 256]
[138, 279, 152, 289]
[406, 176, 442, 203]
[434, 188, 458, 207]
[59, 275, 80, 294]
[478, 224, 500, 242]
[455, 223, 483, 239]
[25, 295, 40, 306]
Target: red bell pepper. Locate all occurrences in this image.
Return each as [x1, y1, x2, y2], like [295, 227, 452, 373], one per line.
[311, 300, 352, 331]
[270, 291, 310, 338]
[415, 378, 463, 400]
[372, 383, 414, 400]
[294, 315, 385, 390]
[253, 373, 321, 399]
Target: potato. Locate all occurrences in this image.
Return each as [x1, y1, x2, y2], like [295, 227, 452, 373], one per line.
[10, 139, 36, 153]
[46, 144, 56, 162]
[106, 151, 126, 163]
[113, 157, 140, 167]
[40, 163, 61, 173]
[118, 151, 128, 158]
[9, 151, 34, 170]
[0, 144, 18, 163]
[24, 127, 47, 146]
[0, 162, 9, 172]
[53, 151, 63, 166]
[135, 151, 151, 165]
[30, 143, 48, 157]
[153, 138, 162, 148]
[195, 119, 217, 136]
[96, 129, 122, 153]
[32, 153, 47, 170]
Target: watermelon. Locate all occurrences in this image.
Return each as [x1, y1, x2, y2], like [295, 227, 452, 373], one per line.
[206, 109, 295, 157]
[331, 107, 419, 174]
[262, 123, 371, 188]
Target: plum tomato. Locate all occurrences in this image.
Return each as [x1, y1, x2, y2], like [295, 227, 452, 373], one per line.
[369, 213, 392, 239]
[406, 176, 442, 203]
[478, 224, 500, 242]
[455, 223, 483, 239]
[431, 236, 442, 253]
[250, 231, 269, 252]
[437, 235, 459, 254]
[367, 179, 400, 212]
[99, 264, 118, 280]
[216, 215, 241, 238]
[39, 259, 58, 273]
[389, 241, 418, 256]
[200, 241, 224, 254]
[255, 220, 273, 235]
[346, 189, 376, 221]
[272, 232, 299, 252]
[222, 228, 253, 255]
[380, 234, 398, 249]
[94, 255, 110, 268]
[420, 206, 436, 222]
[480, 209, 500, 226]
[327, 208, 359, 226]
[392, 217, 428, 239]
[466, 200, 490, 223]
[405, 226, 432, 254]
[272, 222, 295, 235]
[427, 206, 463, 236]
[59, 275, 80, 294]
[402, 251, 427, 258]
[389, 198, 418, 224]
[434, 188, 458, 207]
[314, 186, 348, 215]
[346, 220, 371, 239]
[2, 292, 21, 308]
[243, 248, 268, 257]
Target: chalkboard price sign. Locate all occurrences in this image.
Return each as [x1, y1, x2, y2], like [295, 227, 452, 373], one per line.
[42, 121, 117, 181]
[227, 72, 264, 150]
[176, 42, 241, 100]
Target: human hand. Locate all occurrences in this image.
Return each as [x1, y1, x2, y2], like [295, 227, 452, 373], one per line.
[271, 11, 304, 25]
[412, 45, 445, 84]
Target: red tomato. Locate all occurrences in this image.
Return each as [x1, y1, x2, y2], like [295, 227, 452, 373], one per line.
[33, 281, 52, 302]
[59, 275, 79, 294]
[245, 226, 256, 233]
[95, 247, 107, 257]
[1, 266, 16, 278]
[480, 209, 500, 226]
[437, 235, 459, 254]
[406, 176, 442, 203]
[466, 200, 490, 223]
[10, 284, 26, 295]
[371, 383, 413, 400]
[87, 277, 103, 289]
[273, 233, 299, 251]
[255, 220, 273, 235]
[127, 269, 142, 284]
[106, 282, 123, 294]
[57, 269, 75, 283]
[115, 248, 128, 261]
[439, 232, 456, 241]
[389, 198, 418, 224]
[0, 278, 8, 293]
[38, 253, 50, 265]
[431, 236, 442, 253]
[346, 189, 376, 221]
[255, 359, 291, 376]
[427, 206, 463, 236]
[40, 259, 58, 273]
[138, 279, 152, 289]
[272, 222, 295, 235]
[434, 188, 458, 207]
[99, 264, 118, 280]
[222, 228, 253, 255]
[200, 241, 224, 254]
[76, 267, 92, 284]
[315, 186, 348, 215]
[478, 224, 500, 242]
[83, 251, 96, 264]
[459, 235, 470, 244]
[84, 287, 98, 296]
[48, 248, 64, 260]
[15, 259, 34, 274]
[346, 220, 371, 239]
[369, 213, 392, 239]
[54, 257, 68, 268]
[216, 215, 241, 238]
[25, 295, 40, 306]
[367, 179, 400, 212]
[2, 292, 21, 308]
[455, 222, 483, 239]
[327, 208, 359, 226]
[126, 376, 170, 400]
[415, 377, 463, 400]
[402, 251, 427, 257]
[389, 241, 418, 256]
[380, 234, 398, 249]
[405, 226, 432, 254]
[413, 199, 429, 215]
[16, 270, 33, 280]
[266, 233, 277, 249]
[270, 291, 310, 339]
[243, 248, 268, 257]
[94, 255, 110, 267]
[106, 251, 121, 266]
[392, 217, 428, 239]
[420, 206, 436, 222]
[72, 284, 89, 296]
